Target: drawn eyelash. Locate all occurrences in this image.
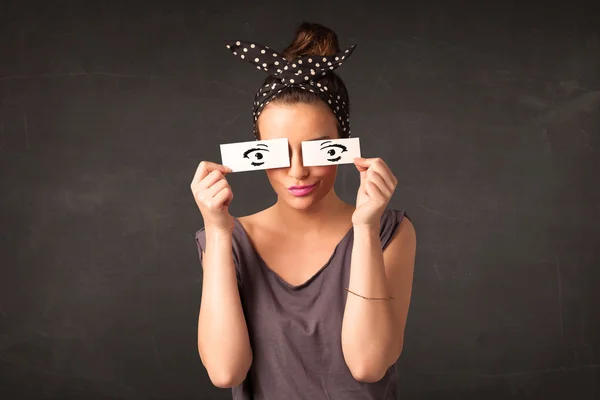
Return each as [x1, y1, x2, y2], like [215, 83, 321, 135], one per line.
[320, 143, 347, 162]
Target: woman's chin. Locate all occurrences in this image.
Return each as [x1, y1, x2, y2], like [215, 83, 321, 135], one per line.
[279, 193, 315, 210]
[279, 185, 334, 210]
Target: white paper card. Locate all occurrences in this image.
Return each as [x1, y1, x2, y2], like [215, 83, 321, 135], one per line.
[301, 137, 361, 166]
[220, 138, 290, 172]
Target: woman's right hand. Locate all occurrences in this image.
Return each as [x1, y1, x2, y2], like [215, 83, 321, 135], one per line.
[191, 161, 235, 232]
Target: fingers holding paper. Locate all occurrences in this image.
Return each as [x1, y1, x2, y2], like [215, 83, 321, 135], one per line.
[352, 157, 398, 226]
[191, 161, 235, 232]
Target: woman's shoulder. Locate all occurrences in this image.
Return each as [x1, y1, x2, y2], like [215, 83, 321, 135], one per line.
[378, 208, 412, 249]
[379, 208, 409, 224]
[194, 215, 256, 270]
[195, 208, 265, 238]
[236, 209, 271, 237]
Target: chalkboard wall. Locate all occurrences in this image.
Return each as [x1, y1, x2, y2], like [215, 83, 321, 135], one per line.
[1, 1, 599, 399]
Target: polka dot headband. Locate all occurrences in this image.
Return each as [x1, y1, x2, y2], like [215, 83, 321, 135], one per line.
[225, 40, 357, 138]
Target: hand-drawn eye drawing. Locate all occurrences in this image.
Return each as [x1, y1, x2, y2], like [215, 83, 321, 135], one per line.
[243, 143, 270, 167]
[319, 141, 348, 162]
[220, 138, 290, 172]
[301, 137, 361, 167]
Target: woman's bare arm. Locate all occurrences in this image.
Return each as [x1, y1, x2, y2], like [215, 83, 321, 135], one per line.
[341, 218, 415, 383]
[191, 161, 252, 388]
[198, 228, 252, 388]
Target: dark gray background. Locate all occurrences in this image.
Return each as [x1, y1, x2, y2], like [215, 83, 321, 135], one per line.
[1, 1, 599, 399]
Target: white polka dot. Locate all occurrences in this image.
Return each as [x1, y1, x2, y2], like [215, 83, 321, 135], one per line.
[315, 63, 320, 67]
[310, 69, 315, 75]
[298, 60, 303, 64]
[236, 41, 240, 45]
[308, 58, 312, 63]
[341, 56, 345, 60]
[304, 76, 309, 80]
[277, 69, 282, 73]
[254, 58, 259, 62]
[243, 48, 248, 52]
[233, 52, 237, 55]
[273, 53, 277, 57]
[335, 56, 339, 60]
[329, 66, 334, 70]
[263, 63, 267, 67]
[284, 66, 288, 70]
[345, 49, 349, 53]
[297, 70, 302, 74]
[290, 79, 295, 83]
[274, 61, 279, 65]
[241, 55, 245, 59]
[327, 62, 332, 66]
[316, 83, 321, 87]
[257, 66, 261, 69]
[328, 99, 332, 104]
[292, 63, 296, 68]
[261, 49, 266, 54]
[324, 86, 328, 91]
[226, 44, 231, 48]
[251, 44, 255, 48]
[322, 57, 327, 62]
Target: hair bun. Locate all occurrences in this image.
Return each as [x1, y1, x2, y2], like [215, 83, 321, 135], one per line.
[282, 22, 340, 61]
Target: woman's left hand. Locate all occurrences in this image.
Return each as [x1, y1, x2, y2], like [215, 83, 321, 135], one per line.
[352, 157, 398, 227]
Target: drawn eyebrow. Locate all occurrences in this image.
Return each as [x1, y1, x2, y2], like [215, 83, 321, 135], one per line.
[319, 140, 333, 148]
[256, 143, 269, 148]
[243, 146, 270, 158]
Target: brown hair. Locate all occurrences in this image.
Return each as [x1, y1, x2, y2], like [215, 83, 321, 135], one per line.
[256, 22, 350, 139]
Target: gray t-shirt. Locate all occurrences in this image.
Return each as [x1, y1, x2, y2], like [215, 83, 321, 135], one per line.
[196, 208, 408, 399]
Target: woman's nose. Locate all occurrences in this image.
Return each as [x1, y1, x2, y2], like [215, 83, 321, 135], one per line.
[288, 150, 308, 180]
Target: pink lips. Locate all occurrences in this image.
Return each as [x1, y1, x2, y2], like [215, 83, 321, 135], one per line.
[287, 183, 317, 197]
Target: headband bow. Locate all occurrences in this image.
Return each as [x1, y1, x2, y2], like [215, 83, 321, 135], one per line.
[225, 40, 357, 138]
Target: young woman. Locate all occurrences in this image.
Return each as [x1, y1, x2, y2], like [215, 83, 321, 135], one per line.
[191, 22, 416, 399]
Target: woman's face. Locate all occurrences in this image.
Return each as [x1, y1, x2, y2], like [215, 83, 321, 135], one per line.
[257, 101, 340, 211]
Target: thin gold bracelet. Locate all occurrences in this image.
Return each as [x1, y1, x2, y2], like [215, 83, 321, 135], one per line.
[344, 288, 395, 300]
